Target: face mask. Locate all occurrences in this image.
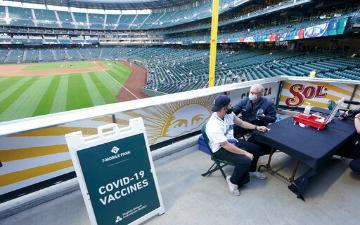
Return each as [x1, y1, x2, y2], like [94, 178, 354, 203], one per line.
[226, 107, 233, 114]
[249, 94, 257, 101]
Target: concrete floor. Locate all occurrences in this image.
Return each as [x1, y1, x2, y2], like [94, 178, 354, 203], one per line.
[1, 146, 360, 225]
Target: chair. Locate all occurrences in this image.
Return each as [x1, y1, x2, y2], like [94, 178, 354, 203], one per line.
[200, 124, 230, 180]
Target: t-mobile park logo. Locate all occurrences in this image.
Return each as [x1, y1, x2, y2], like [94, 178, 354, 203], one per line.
[102, 146, 130, 163]
[115, 216, 122, 223]
[111, 146, 120, 154]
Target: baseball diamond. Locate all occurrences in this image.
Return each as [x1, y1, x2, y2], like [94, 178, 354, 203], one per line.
[0, 60, 139, 121]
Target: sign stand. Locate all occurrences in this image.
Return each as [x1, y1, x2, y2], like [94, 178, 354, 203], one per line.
[65, 118, 165, 225]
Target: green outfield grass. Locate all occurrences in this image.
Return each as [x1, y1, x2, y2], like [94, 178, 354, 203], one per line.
[0, 61, 132, 122]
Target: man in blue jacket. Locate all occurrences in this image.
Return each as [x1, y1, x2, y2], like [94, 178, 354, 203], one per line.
[338, 109, 360, 173]
[233, 84, 277, 138]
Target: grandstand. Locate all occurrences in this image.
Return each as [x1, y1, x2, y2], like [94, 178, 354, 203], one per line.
[0, 0, 250, 30]
[0, 0, 360, 224]
[0, 46, 359, 94]
[0, 0, 358, 104]
[0, 0, 358, 114]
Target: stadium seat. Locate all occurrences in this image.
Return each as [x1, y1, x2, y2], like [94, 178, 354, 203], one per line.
[8, 7, 34, 27]
[57, 11, 75, 29]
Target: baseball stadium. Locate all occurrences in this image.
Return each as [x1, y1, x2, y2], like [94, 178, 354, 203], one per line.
[0, 0, 360, 225]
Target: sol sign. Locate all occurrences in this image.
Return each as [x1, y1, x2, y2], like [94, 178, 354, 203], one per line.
[285, 84, 327, 107]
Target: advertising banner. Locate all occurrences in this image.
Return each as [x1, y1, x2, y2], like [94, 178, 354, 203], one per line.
[218, 16, 349, 44]
[304, 23, 328, 38]
[278, 81, 357, 109]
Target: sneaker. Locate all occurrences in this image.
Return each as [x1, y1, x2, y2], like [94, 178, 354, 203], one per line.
[249, 171, 267, 180]
[226, 176, 241, 196]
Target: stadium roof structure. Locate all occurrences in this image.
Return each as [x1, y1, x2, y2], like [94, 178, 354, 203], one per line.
[15, 0, 196, 10]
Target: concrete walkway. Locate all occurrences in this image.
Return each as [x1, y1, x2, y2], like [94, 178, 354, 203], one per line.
[1, 146, 360, 225]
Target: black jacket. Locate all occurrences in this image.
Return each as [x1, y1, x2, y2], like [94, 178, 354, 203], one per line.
[233, 96, 277, 125]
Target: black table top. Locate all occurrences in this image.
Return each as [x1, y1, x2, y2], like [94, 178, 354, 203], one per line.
[254, 117, 356, 169]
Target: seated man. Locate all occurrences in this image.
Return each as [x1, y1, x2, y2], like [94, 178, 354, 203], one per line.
[337, 109, 360, 160]
[233, 84, 277, 138]
[350, 159, 360, 173]
[206, 95, 269, 196]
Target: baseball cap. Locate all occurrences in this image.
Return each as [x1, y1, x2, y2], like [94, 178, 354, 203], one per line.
[211, 95, 231, 112]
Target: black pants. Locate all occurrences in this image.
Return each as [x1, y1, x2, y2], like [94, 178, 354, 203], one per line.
[336, 135, 360, 159]
[214, 148, 251, 186]
[247, 135, 272, 157]
[214, 140, 266, 186]
[233, 124, 273, 158]
[235, 139, 267, 172]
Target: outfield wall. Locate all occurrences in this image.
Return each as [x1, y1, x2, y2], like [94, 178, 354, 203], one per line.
[1, 76, 360, 202]
[143, 88, 167, 97]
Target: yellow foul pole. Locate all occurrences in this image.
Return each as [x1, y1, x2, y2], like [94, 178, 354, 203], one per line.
[208, 0, 220, 87]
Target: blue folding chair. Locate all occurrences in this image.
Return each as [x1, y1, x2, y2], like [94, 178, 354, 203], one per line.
[201, 124, 231, 180]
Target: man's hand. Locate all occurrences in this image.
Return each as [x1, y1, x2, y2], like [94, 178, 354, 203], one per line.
[340, 111, 348, 120]
[355, 113, 360, 135]
[256, 126, 269, 132]
[245, 152, 254, 160]
[355, 113, 360, 119]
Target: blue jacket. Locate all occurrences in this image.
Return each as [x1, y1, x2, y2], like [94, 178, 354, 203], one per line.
[233, 96, 277, 125]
